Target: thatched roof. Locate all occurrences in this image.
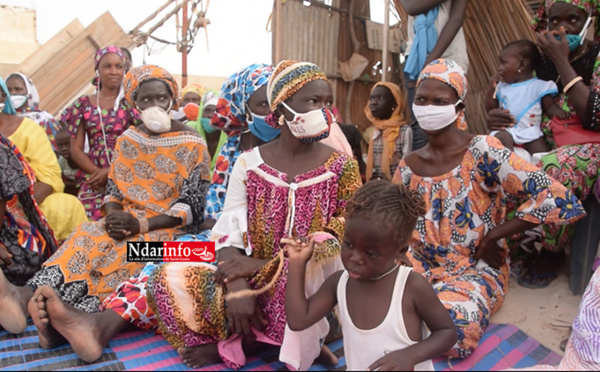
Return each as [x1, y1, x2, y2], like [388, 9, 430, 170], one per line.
[393, 0, 536, 134]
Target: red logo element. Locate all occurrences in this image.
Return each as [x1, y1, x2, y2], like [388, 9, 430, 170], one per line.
[162, 241, 215, 262]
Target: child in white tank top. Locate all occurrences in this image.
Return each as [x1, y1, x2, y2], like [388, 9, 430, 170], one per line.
[284, 180, 457, 371]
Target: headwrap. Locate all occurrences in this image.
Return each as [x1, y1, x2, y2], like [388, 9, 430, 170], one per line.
[416, 58, 468, 131]
[0, 76, 17, 115]
[123, 65, 179, 110]
[94, 45, 124, 71]
[203, 91, 219, 107]
[211, 63, 273, 133]
[534, 0, 600, 40]
[181, 83, 205, 101]
[364, 82, 409, 181]
[266, 60, 328, 111]
[6, 72, 40, 110]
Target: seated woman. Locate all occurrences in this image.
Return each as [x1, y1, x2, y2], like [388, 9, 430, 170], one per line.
[487, 0, 600, 288]
[18, 63, 279, 364]
[393, 59, 585, 359]
[0, 131, 58, 334]
[5, 73, 61, 153]
[0, 77, 87, 242]
[147, 60, 362, 370]
[0, 65, 211, 347]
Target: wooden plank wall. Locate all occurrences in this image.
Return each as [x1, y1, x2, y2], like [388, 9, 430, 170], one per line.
[16, 11, 134, 117]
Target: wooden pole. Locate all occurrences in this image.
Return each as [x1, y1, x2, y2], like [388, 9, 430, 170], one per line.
[182, 0, 189, 87]
[381, 0, 390, 82]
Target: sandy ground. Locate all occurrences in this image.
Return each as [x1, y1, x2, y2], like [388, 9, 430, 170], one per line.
[491, 267, 582, 356]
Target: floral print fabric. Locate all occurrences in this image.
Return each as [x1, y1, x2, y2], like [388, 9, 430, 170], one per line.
[394, 135, 585, 358]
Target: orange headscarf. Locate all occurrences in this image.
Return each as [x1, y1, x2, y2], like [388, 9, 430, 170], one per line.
[364, 82, 409, 181]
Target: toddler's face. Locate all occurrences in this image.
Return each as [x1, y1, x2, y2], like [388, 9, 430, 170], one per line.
[56, 134, 71, 159]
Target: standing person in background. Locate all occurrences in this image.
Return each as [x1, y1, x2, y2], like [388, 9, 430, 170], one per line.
[401, 0, 468, 150]
[5, 73, 61, 153]
[60, 46, 138, 221]
[0, 78, 87, 242]
[365, 82, 412, 182]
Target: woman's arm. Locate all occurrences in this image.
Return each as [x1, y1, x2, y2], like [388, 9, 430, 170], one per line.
[70, 122, 97, 173]
[400, 0, 451, 16]
[33, 182, 53, 205]
[424, 0, 468, 66]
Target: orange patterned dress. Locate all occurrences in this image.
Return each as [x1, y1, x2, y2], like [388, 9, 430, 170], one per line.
[393, 135, 585, 359]
[26, 126, 211, 313]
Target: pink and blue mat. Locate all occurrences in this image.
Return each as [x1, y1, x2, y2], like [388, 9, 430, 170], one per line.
[0, 322, 561, 371]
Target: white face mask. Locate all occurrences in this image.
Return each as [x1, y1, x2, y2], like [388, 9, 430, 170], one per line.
[413, 100, 462, 131]
[9, 95, 27, 109]
[281, 101, 332, 143]
[138, 101, 173, 133]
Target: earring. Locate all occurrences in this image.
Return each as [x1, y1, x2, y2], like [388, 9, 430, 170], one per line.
[278, 114, 285, 125]
[518, 68, 522, 73]
[95, 70, 99, 76]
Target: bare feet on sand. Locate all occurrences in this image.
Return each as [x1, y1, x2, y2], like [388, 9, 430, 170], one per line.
[0, 270, 32, 334]
[29, 285, 119, 362]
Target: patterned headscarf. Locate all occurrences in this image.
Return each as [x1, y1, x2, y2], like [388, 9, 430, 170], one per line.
[123, 65, 179, 110]
[94, 45, 124, 71]
[211, 63, 273, 133]
[6, 72, 40, 110]
[181, 83, 205, 101]
[364, 82, 409, 181]
[534, 0, 600, 40]
[266, 60, 328, 111]
[0, 76, 17, 115]
[416, 58, 468, 131]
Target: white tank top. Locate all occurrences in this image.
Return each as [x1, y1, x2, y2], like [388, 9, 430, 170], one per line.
[337, 266, 434, 371]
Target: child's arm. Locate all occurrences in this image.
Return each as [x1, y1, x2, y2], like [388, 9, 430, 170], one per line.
[367, 272, 456, 371]
[284, 237, 342, 331]
[423, 0, 468, 67]
[542, 94, 570, 119]
[485, 73, 501, 113]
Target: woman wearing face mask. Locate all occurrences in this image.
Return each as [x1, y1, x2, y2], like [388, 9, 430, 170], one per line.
[147, 60, 362, 370]
[393, 59, 585, 359]
[5, 73, 61, 153]
[0, 78, 88, 243]
[180, 84, 228, 175]
[0, 65, 211, 343]
[488, 0, 600, 289]
[60, 46, 138, 221]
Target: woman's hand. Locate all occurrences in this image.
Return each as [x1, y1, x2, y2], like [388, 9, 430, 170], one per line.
[536, 28, 570, 66]
[367, 349, 417, 371]
[214, 256, 268, 286]
[0, 243, 13, 267]
[225, 279, 267, 336]
[86, 167, 110, 191]
[474, 230, 505, 269]
[105, 211, 140, 240]
[486, 107, 515, 132]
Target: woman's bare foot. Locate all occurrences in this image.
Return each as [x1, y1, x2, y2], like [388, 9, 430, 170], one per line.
[28, 287, 67, 349]
[29, 286, 127, 362]
[0, 270, 32, 334]
[316, 344, 339, 366]
[177, 344, 222, 369]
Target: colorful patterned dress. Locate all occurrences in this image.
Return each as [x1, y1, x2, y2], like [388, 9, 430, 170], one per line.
[533, 43, 600, 251]
[101, 133, 243, 330]
[25, 127, 211, 313]
[60, 96, 138, 221]
[148, 149, 361, 370]
[0, 134, 58, 286]
[393, 135, 585, 359]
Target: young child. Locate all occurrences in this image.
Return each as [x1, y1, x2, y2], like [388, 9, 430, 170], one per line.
[55, 126, 80, 196]
[485, 39, 568, 155]
[285, 180, 457, 371]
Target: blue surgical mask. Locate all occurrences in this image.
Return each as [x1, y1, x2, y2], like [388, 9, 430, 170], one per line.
[201, 117, 217, 134]
[247, 112, 280, 142]
[555, 16, 592, 52]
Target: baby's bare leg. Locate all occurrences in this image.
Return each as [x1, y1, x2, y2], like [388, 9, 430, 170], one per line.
[525, 137, 551, 155]
[494, 131, 515, 150]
